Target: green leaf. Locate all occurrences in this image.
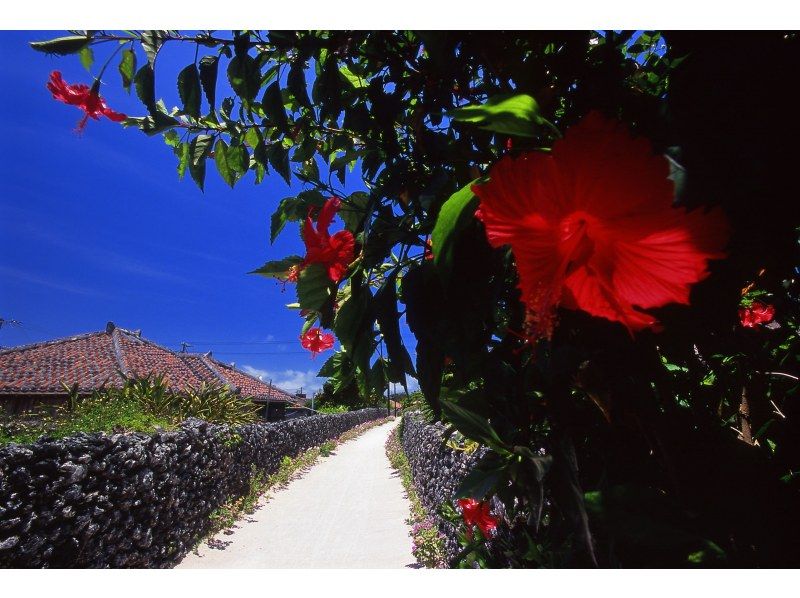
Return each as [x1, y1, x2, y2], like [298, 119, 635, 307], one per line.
[340, 64, 366, 88]
[188, 134, 213, 191]
[318, 351, 345, 377]
[177, 63, 202, 118]
[449, 93, 556, 138]
[214, 139, 235, 187]
[455, 451, 508, 499]
[30, 35, 91, 56]
[267, 143, 291, 185]
[134, 64, 156, 113]
[140, 30, 166, 66]
[339, 192, 369, 233]
[118, 49, 137, 93]
[431, 180, 480, 276]
[370, 359, 388, 398]
[176, 141, 190, 180]
[227, 54, 261, 104]
[334, 285, 374, 371]
[79, 46, 94, 71]
[249, 255, 303, 279]
[270, 197, 302, 243]
[198, 54, 219, 111]
[244, 127, 261, 149]
[262, 81, 289, 134]
[441, 399, 510, 454]
[297, 263, 332, 311]
[375, 271, 415, 383]
[288, 60, 312, 109]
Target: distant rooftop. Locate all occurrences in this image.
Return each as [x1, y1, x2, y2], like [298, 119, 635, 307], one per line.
[0, 322, 297, 403]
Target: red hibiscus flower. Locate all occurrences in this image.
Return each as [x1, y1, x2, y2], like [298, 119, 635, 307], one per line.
[300, 327, 335, 356]
[457, 498, 498, 539]
[47, 71, 126, 133]
[739, 301, 775, 328]
[473, 111, 729, 340]
[299, 197, 355, 283]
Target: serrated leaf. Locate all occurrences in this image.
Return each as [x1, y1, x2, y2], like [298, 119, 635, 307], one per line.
[249, 255, 303, 279]
[177, 63, 202, 118]
[198, 54, 219, 111]
[214, 139, 235, 187]
[140, 30, 166, 66]
[30, 35, 91, 56]
[339, 192, 369, 233]
[268, 143, 291, 185]
[163, 130, 180, 148]
[297, 263, 332, 311]
[244, 127, 261, 149]
[118, 49, 136, 93]
[449, 93, 557, 138]
[134, 64, 155, 113]
[288, 60, 312, 109]
[270, 197, 302, 243]
[261, 81, 289, 134]
[176, 142, 190, 180]
[432, 180, 480, 277]
[227, 54, 261, 104]
[188, 134, 213, 191]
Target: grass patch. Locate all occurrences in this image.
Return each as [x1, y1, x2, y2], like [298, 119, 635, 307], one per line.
[385, 420, 447, 569]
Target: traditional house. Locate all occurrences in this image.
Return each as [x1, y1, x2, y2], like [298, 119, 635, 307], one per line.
[0, 322, 299, 419]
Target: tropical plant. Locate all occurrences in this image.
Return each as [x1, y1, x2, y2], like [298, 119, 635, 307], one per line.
[31, 30, 800, 567]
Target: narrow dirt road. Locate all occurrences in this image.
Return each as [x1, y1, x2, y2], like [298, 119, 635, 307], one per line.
[177, 418, 415, 568]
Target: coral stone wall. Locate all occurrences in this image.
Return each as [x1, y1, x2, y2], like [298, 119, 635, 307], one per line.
[400, 412, 486, 564]
[0, 408, 386, 568]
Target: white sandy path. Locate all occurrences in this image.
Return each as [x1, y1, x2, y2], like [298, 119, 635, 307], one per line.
[176, 418, 416, 568]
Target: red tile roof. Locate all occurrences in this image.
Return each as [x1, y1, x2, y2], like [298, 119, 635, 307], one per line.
[0, 322, 296, 403]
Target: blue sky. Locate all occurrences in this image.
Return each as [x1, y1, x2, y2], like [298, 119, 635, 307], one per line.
[0, 30, 368, 394]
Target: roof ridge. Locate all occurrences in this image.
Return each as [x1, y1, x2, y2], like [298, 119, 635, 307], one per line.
[198, 355, 237, 391]
[110, 328, 131, 377]
[0, 330, 107, 355]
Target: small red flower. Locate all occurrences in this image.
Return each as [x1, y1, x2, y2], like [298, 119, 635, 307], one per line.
[300, 327, 335, 356]
[739, 301, 775, 328]
[424, 237, 434, 261]
[474, 111, 729, 340]
[300, 197, 355, 283]
[47, 71, 126, 133]
[457, 498, 498, 539]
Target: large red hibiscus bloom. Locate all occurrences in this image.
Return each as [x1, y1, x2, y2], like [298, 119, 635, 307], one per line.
[474, 111, 729, 339]
[300, 197, 355, 283]
[47, 71, 126, 133]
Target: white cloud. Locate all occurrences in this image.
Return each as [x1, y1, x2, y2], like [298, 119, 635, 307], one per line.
[242, 365, 324, 395]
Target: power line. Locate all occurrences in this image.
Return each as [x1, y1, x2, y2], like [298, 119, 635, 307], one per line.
[177, 340, 298, 345]
[207, 350, 310, 355]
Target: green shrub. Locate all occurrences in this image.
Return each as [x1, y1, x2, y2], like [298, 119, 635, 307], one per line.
[0, 374, 259, 445]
